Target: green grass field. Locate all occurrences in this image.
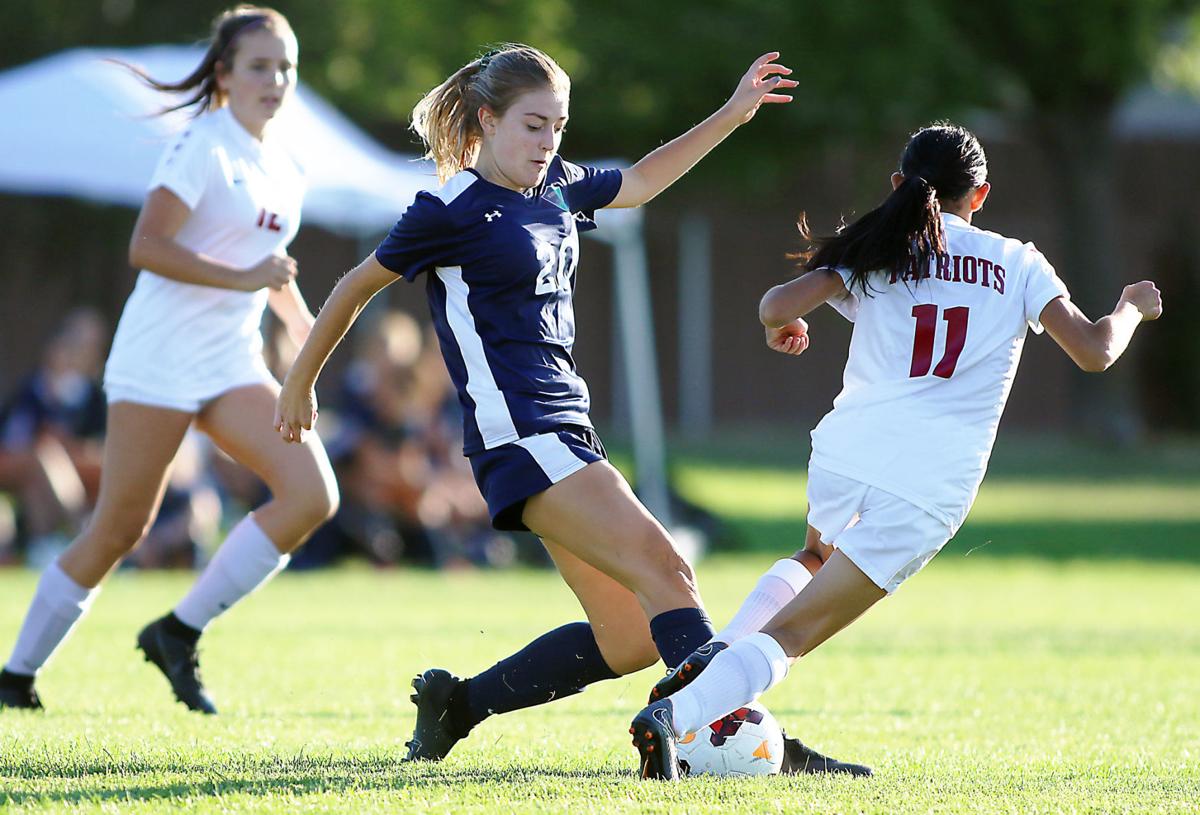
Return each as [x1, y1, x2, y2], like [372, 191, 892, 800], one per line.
[2, 438, 1199, 813]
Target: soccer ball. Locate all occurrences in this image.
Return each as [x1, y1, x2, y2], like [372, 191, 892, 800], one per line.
[675, 701, 785, 777]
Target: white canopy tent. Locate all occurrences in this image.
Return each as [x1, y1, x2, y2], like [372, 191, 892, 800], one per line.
[0, 46, 674, 524]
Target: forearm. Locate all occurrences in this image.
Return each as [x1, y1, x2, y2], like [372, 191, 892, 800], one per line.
[268, 282, 315, 341]
[759, 270, 847, 327]
[614, 106, 743, 207]
[130, 235, 250, 291]
[285, 263, 390, 390]
[1087, 301, 1144, 371]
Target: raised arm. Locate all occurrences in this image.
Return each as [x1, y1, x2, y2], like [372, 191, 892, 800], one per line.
[274, 254, 398, 441]
[758, 269, 848, 356]
[607, 52, 796, 209]
[130, 187, 296, 292]
[1040, 281, 1162, 372]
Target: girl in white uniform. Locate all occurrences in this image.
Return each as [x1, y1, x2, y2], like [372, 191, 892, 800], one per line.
[630, 122, 1163, 779]
[0, 6, 338, 714]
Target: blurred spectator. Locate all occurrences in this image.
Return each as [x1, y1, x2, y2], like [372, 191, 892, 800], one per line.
[0, 309, 106, 564]
[0, 308, 220, 569]
[296, 311, 519, 569]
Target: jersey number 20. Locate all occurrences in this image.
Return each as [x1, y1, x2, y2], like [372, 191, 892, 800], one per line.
[534, 233, 579, 295]
[910, 304, 969, 379]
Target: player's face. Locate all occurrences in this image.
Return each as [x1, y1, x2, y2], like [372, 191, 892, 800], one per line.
[481, 87, 569, 190]
[218, 27, 298, 139]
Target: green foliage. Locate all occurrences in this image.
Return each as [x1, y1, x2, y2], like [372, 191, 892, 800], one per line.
[941, 0, 1200, 112]
[3, 0, 1197, 183]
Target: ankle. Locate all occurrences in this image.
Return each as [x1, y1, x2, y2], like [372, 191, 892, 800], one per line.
[0, 667, 35, 691]
[160, 613, 202, 646]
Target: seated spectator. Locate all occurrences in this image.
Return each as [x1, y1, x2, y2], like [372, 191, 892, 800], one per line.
[0, 309, 107, 565]
[0, 308, 217, 569]
[297, 312, 517, 569]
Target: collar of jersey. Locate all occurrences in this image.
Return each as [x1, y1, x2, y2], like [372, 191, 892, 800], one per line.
[942, 212, 969, 228]
[215, 106, 266, 156]
[465, 167, 537, 199]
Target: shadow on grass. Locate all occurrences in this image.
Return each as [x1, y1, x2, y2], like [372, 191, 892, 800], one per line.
[1, 756, 634, 806]
[720, 518, 1200, 563]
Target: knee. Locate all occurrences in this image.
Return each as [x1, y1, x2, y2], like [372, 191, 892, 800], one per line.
[281, 477, 340, 530]
[626, 530, 698, 595]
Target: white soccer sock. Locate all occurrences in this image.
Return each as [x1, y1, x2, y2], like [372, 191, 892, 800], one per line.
[713, 558, 812, 644]
[173, 516, 288, 632]
[669, 632, 790, 737]
[5, 561, 99, 676]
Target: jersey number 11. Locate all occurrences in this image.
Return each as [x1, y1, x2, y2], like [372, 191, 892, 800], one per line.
[910, 304, 969, 379]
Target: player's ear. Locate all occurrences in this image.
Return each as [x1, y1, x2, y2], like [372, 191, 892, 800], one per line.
[970, 182, 991, 213]
[891, 171, 904, 191]
[214, 59, 231, 93]
[477, 105, 498, 138]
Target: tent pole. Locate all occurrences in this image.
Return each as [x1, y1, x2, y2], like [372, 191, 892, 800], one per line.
[611, 217, 673, 527]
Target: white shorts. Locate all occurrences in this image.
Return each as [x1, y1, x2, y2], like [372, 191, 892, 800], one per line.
[806, 466, 953, 593]
[104, 368, 275, 414]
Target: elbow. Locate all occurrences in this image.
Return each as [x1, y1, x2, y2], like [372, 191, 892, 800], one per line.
[1076, 347, 1116, 373]
[128, 234, 152, 270]
[758, 288, 792, 328]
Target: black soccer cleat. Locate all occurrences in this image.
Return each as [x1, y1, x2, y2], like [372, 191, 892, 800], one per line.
[647, 640, 728, 703]
[136, 617, 217, 715]
[629, 698, 681, 781]
[403, 668, 465, 762]
[0, 669, 43, 711]
[780, 732, 873, 777]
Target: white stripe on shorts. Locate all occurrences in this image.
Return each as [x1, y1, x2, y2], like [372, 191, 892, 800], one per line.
[515, 432, 590, 483]
[436, 265, 520, 448]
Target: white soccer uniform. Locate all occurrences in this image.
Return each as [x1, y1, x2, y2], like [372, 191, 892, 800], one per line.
[808, 212, 1069, 591]
[104, 106, 304, 411]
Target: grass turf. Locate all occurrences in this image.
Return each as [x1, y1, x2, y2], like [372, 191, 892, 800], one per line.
[2, 438, 1199, 813]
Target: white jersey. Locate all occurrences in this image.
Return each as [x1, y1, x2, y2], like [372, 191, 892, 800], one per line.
[104, 105, 304, 401]
[810, 213, 1069, 531]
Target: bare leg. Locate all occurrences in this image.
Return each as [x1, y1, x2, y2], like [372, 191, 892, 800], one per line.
[195, 382, 338, 553]
[763, 549, 885, 658]
[58, 403, 194, 586]
[542, 537, 659, 675]
[3, 402, 191, 687]
[522, 460, 702, 617]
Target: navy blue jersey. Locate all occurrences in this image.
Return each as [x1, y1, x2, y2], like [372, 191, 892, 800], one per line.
[375, 156, 623, 455]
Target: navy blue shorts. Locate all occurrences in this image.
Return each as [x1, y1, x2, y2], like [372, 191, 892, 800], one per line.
[469, 425, 607, 531]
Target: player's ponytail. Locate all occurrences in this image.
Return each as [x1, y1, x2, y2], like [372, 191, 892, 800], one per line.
[114, 5, 292, 117]
[798, 123, 988, 294]
[413, 44, 571, 184]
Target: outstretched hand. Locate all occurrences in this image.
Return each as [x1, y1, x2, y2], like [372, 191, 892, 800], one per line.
[726, 52, 797, 124]
[766, 319, 810, 356]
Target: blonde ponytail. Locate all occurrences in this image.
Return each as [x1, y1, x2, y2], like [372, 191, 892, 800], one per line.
[411, 45, 571, 184]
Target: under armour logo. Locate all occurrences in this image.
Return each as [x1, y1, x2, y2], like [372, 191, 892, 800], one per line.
[484, 210, 502, 222]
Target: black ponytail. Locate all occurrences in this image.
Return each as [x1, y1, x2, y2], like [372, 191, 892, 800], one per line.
[799, 122, 988, 294]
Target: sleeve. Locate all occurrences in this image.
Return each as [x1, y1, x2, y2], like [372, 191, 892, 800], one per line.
[374, 192, 456, 282]
[825, 266, 860, 322]
[1020, 244, 1070, 334]
[559, 159, 623, 232]
[147, 126, 214, 210]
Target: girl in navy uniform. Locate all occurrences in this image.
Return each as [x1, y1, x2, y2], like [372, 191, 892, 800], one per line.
[276, 45, 866, 770]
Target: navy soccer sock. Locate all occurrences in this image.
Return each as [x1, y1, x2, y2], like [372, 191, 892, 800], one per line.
[648, 607, 715, 668]
[449, 622, 618, 736]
